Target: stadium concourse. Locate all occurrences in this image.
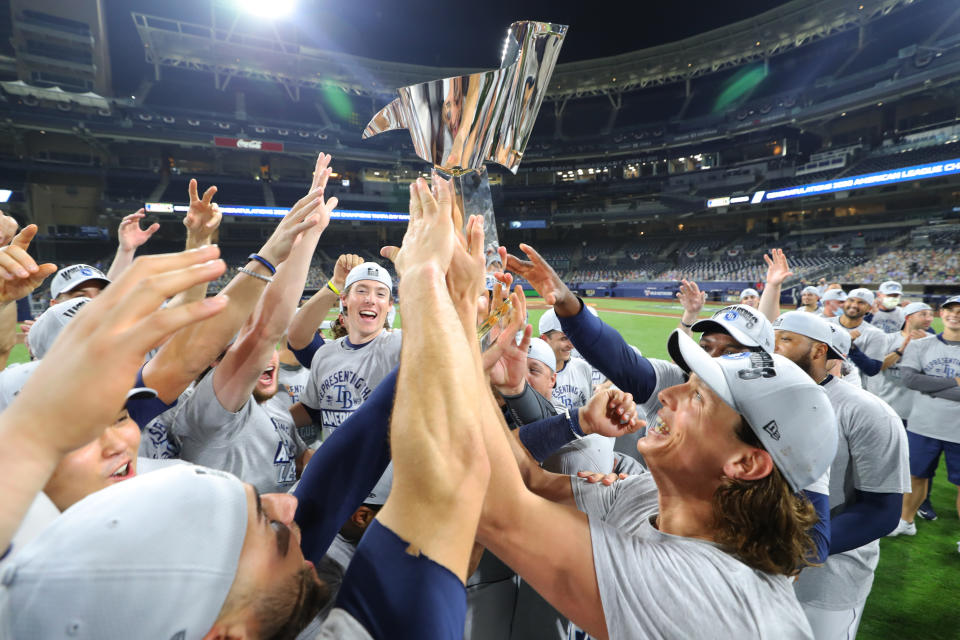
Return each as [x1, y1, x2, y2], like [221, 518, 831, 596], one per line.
[3, 0, 960, 639]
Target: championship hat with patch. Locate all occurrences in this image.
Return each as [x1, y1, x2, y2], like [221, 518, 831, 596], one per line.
[2, 465, 247, 639]
[739, 288, 759, 300]
[821, 289, 847, 302]
[667, 330, 837, 491]
[27, 296, 91, 360]
[847, 288, 875, 306]
[527, 337, 558, 373]
[773, 312, 847, 361]
[690, 304, 775, 353]
[344, 262, 393, 292]
[49, 264, 110, 300]
[878, 281, 903, 295]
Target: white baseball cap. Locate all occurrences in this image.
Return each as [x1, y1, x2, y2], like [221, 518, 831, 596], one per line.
[878, 281, 903, 295]
[3, 465, 247, 639]
[773, 312, 847, 361]
[903, 302, 932, 317]
[942, 295, 960, 309]
[364, 464, 394, 507]
[28, 296, 91, 359]
[828, 324, 851, 360]
[667, 330, 837, 492]
[690, 304, 775, 353]
[344, 262, 392, 293]
[527, 337, 557, 372]
[50, 264, 110, 300]
[801, 286, 820, 297]
[822, 289, 847, 302]
[538, 308, 562, 335]
[739, 288, 759, 299]
[847, 288, 875, 306]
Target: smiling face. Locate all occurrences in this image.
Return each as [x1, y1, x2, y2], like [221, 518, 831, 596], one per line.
[906, 309, 934, 333]
[526, 357, 557, 399]
[342, 280, 392, 343]
[941, 304, 960, 335]
[740, 294, 759, 309]
[43, 410, 140, 511]
[637, 374, 755, 494]
[842, 297, 871, 320]
[541, 330, 573, 366]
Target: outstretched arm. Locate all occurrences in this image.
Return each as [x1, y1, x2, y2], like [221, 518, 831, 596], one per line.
[676, 279, 706, 336]
[106, 209, 160, 280]
[759, 249, 792, 322]
[0, 246, 226, 551]
[143, 154, 332, 404]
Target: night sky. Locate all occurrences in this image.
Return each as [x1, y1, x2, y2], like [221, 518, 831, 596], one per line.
[105, 0, 793, 92]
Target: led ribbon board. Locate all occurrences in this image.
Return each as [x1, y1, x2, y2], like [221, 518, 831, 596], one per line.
[706, 157, 960, 207]
[145, 203, 409, 222]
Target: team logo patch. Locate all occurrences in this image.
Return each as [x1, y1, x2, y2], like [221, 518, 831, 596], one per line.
[762, 420, 781, 441]
[721, 351, 751, 360]
[723, 310, 739, 322]
[367, 267, 378, 277]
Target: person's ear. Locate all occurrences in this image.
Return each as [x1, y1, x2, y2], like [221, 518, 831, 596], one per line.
[722, 447, 773, 483]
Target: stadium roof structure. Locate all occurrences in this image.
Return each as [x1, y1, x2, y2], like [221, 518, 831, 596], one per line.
[133, 0, 917, 102]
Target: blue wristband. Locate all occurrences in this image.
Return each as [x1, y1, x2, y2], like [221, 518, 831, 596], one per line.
[248, 253, 276, 275]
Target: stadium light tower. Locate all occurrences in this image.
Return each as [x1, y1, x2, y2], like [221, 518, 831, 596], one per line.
[235, 0, 296, 19]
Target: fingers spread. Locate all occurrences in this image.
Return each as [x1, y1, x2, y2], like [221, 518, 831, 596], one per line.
[202, 185, 217, 205]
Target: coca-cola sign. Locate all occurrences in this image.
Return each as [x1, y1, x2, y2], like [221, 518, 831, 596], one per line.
[213, 137, 283, 152]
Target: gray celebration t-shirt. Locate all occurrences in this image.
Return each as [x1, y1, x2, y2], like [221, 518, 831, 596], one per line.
[869, 306, 906, 334]
[172, 371, 306, 494]
[903, 335, 960, 443]
[793, 376, 910, 610]
[572, 473, 813, 639]
[551, 356, 594, 412]
[863, 332, 916, 420]
[301, 330, 402, 442]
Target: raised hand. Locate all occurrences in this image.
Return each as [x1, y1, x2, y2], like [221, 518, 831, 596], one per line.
[0, 213, 19, 247]
[505, 243, 576, 312]
[11, 246, 226, 455]
[578, 388, 642, 437]
[677, 279, 706, 314]
[259, 154, 338, 266]
[446, 214, 486, 319]
[0, 226, 57, 303]
[763, 248, 793, 287]
[332, 253, 364, 290]
[394, 175, 456, 277]
[183, 180, 222, 243]
[118, 209, 160, 252]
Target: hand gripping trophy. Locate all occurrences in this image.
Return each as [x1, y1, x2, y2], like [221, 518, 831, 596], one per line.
[363, 20, 567, 343]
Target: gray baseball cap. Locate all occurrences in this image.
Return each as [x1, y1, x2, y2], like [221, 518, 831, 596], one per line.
[49, 264, 110, 300]
[344, 262, 392, 292]
[364, 464, 394, 507]
[801, 286, 820, 297]
[903, 302, 932, 317]
[667, 330, 837, 492]
[879, 281, 902, 295]
[28, 296, 91, 359]
[942, 295, 960, 309]
[739, 288, 759, 299]
[690, 304, 775, 353]
[821, 289, 847, 302]
[3, 465, 247, 639]
[847, 288, 875, 306]
[527, 337, 557, 372]
[773, 312, 847, 362]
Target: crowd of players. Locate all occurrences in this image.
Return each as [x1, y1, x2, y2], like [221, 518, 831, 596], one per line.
[0, 153, 957, 639]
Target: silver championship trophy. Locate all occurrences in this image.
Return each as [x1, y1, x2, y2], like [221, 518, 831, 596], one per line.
[363, 20, 567, 346]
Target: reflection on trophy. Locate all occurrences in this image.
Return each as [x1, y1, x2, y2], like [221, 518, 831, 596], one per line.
[362, 20, 567, 346]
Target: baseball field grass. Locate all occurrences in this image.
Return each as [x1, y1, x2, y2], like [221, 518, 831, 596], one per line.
[8, 297, 955, 639]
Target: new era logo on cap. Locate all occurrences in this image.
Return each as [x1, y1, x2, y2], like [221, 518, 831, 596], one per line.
[762, 420, 781, 441]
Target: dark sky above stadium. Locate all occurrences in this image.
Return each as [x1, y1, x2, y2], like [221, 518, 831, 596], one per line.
[106, 0, 792, 89]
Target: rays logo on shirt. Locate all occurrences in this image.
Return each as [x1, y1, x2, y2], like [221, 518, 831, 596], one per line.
[317, 370, 373, 433]
[284, 383, 305, 404]
[144, 419, 180, 459]
[553, 384, 588, 410]
[925, 357, 960, 379]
